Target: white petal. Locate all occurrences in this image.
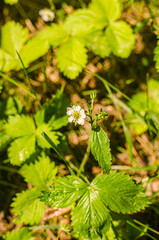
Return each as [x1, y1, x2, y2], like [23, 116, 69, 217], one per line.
[39, 9, 55, 22]
[68, 116, 75, 123]
[73, 105, 81, 112]
[77, 117, 85, 125]
[80, 109, 86, 118]
[66, 107, 74, 116]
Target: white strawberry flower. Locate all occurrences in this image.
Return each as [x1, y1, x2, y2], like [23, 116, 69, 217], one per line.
[66, 105, 86, 126]
[39, 9, 55, 22]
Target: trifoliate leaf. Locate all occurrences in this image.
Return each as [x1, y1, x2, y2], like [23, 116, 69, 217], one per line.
[92, 171, 149, 214]
[89, 0, 122, 26]
[36, 123, 59, 148]
[5, 115, 35, 138]
[4, 0, 18, 5]
[21, 153, 57, 189]
[1, 21, 28, 57]
[8, 135, 36, 165]
[3, 227, 34, 240]
[39, 24, 67, 47]
[11, 188, 45, 225]
[49, 176, 87, 208]
[56, 36, 87, 79]
[45, 172, 148, 239]
[20, 35, 49, 67]
[106, 21, 135, 58]
[86, 30, 111, 58]
[89, 126, 111, 173]
[64, 9, 101, 37]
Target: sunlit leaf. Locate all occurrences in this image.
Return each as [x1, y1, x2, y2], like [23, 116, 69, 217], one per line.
[86, 30, 111, 58]
[89, 126, 111, 173]
[21, 153, 57, 189]
[12, 188, 45, 225]
[3, 227, 34, 240]
[39, 24, 67, 47]
[89, 0, 122, 26]
[106, 21, 135, 58]
[57, 36, 87, 79]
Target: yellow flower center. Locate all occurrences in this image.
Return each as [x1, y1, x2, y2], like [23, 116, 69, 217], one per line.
[73, 112, 80, 119]
[46, 13, 51, 17]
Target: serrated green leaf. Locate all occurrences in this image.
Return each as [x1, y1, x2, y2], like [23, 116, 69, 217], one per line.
[92, 171, 149, 214]
[3, 227, 34, 240]
[89, 126, 111, 173]
[4, 0, 18, 5]
[21, 153, 57, 189]
[56, 36, 87, 79]
[19, 35, 49, 67]
[49, 176, 87, 208]
[86, 30, 111, 58]
[106, 21, 135, 58]
[1, 21, 28, 57]
[39, 24, 67, 47]
[5, 115, 35, 138]
[8, 135, 36, 165]
[64, 9, 101, 37]
[36, 123, 59, 148]
[11, 188, 45, 225]
[89, 0, 122, 26]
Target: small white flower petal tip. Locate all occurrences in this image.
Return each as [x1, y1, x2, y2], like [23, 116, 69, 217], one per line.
[66, 105, 86, 126]
[39, 9, 55, 22]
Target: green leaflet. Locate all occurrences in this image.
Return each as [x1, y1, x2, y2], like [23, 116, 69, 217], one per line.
[0, 21, 49, 72]
[1, 21, 28, 58]
[5, 112, 64, 165]
[20, 35, 49, 67]
[39, 24, 67, 47]
[56, 36, 87, 79]
[86, 30, 111, 58]
[106, 21, 135, 58]
[21, 153, 57, 189]
[49, 176, 87, 208]
[64, 9, 101, 37]
[89, 126, 111, 173]
[11, 188, 45, 225]
[3, 227, 34, 240]
[92, 172, 149, 214]
[8, 135, 36, 165]
[89, 0, 122, 24]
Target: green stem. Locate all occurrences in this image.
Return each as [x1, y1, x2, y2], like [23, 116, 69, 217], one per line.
[16, 51, 42, 109]
[77, 144, 91, 177]
[134, 219, 159, 235]
[0, 72, 35, 99]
